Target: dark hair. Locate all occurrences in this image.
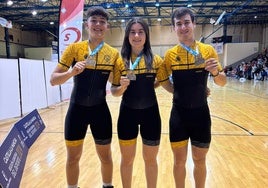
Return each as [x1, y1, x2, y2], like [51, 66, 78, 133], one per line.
[121, 17, 153, 70]
[171, 7, 195, 26]
[86, 6, 109, 20]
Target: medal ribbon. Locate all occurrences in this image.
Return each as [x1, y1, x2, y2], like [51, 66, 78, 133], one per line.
[180, 43, 199, 56]
[129, 52, 143, 71]
[88, 41, 104, 57]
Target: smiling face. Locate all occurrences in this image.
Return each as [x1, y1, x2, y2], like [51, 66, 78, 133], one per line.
[86, 15, 108, 41]
[173, 13, 196, 44]
[128, 22, 146, 53]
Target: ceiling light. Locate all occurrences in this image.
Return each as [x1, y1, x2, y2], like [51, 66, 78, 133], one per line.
[50, 22, 54, 25]
[210, 18, 216, 24]
[106, 3, 111, 8]
[32, 10, 37, 16]
[157, 18, 161, 22]
[187, 0, 192, 8]
[155, 3, 160, 7]
[187, 4, 192, 8]
[7, 0, 13, 6]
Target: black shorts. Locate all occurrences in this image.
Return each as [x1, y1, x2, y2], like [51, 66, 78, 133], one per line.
[65, 102, 112, 145]
[117, 103, 161, 146]
[169, 104, 211, 148]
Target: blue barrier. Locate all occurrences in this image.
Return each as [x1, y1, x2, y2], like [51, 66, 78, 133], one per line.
[0, 109, 45, 188]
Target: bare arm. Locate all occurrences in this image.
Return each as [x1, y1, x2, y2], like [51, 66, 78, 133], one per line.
[154, 80, 160, 88]
[50, 61, 86, 86]
[110, 76, 130, 97]
[108, 72, 113, 83]
[211, 72, 227, 86]
[205, 58, 227, 87]
[160, 79, 174, 93]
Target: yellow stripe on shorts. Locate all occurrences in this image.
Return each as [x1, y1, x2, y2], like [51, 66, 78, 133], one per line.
[65, 139, 84, 147]
[119, 138, 137, 146]
[171, 140, 188, 148]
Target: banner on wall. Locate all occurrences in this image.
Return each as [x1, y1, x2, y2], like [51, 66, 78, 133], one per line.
[0, 17, 12, 29]
[211, 42, 224, 54]
[58, 0, 85, 59]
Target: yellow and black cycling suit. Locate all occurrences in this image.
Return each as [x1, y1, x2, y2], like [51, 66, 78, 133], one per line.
[112, 54, 167, 146]
[59, 40, 119, 146]
[161, 41, 223, 148]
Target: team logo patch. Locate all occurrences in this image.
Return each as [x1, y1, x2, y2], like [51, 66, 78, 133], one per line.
[104, 55, 111, 62]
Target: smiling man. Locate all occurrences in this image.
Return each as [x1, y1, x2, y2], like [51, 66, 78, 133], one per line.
[50, 6, 119, 188]
[162, 7, 227, 188]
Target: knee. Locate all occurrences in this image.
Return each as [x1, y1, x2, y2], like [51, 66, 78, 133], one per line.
[122, 156, 135, 166]
[174, 157, 187, 167]
[67, 153, 82, 165]
[143, 151, 158, 165]
[99, 151, 113, 164]
[143, 156, 157, 166]
[172, 149, 187, 167]
[192, 155, 206, 167]
[192, 146, 209, 166]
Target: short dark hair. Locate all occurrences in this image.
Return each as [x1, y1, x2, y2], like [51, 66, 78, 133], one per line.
[86, 6, 109, 20]
[171, 7, 195, 26]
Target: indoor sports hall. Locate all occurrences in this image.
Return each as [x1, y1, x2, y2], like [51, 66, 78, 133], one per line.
[0, 1, 267, 188]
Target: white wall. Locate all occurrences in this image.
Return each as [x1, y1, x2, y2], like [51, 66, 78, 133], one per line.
[0, 58, 21, 119]
[223, 42, 259, 67]
[0, 58, 63, 120]
[24, 47, 53, 60]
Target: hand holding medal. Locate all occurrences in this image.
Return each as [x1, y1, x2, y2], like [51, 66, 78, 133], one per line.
[126, 52, 143, 81]
[120, 76, 130, 90]
[126, 70, 136, 80]
[73, 61, 86, 75]
[205, 58, 219, 76]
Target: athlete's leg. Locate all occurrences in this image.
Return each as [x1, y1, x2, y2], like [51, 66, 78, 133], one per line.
[171, 142, 188, 188]
[64, 103, 88, 187]
[119, 140, 137, 188]
[190, 105, 211, 188]
[169, 105, 189, 188]
[140, 105, 161, 188]
[142, 144, 159, 188]
[95, 143, 113, 185]
[90, 102, 114, 186]
[191, 146, 209, 188]
[117, 104, 139, 188]
[66, 143, 84, 186]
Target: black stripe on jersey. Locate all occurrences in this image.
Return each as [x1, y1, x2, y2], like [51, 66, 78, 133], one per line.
[59, 62, 70, 69]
